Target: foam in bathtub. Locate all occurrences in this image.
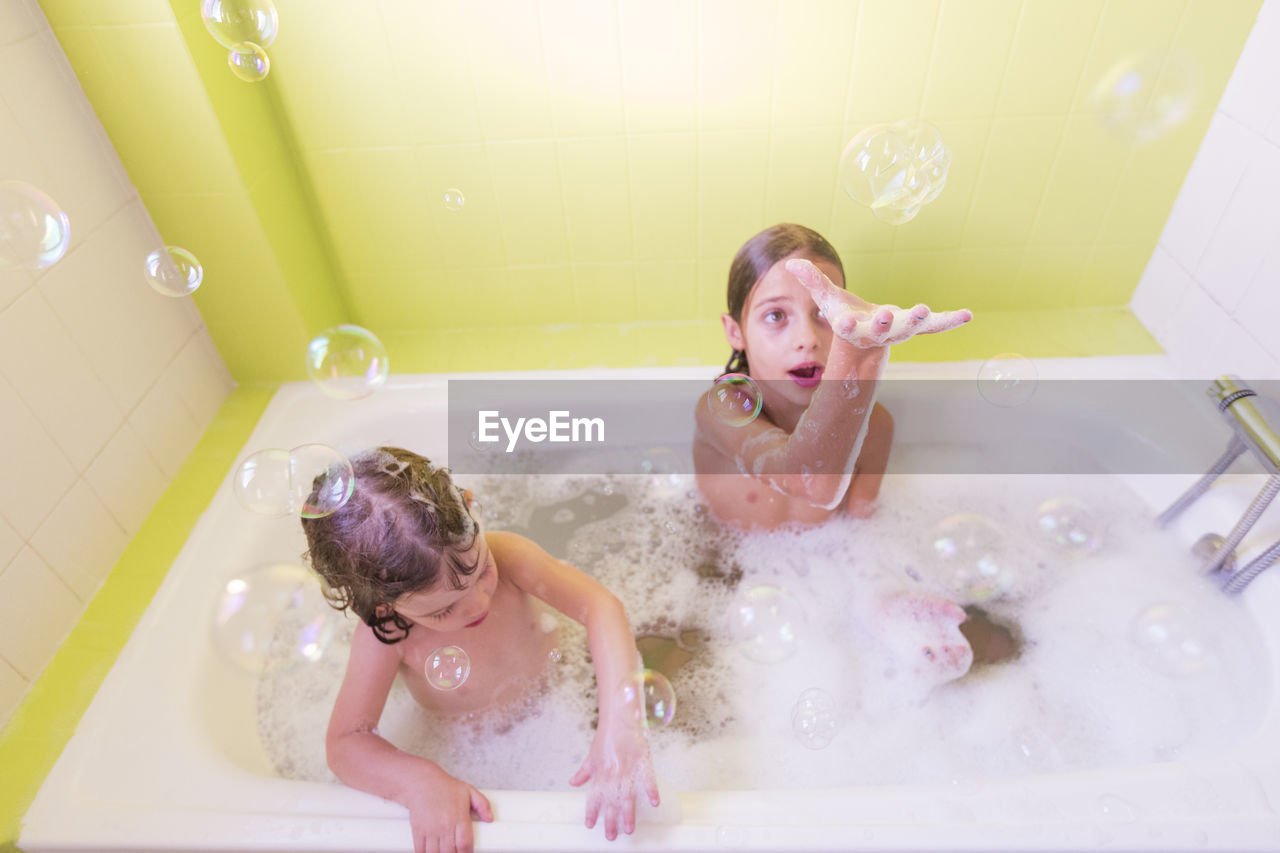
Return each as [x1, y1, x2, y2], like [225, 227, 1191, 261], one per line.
[256, 467, 1269, 797]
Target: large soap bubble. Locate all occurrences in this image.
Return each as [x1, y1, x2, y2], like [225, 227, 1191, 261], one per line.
[233, 443, 355, 518]
[1090, 52, 1199, 145]
[0, 181, 70, 270]
[200, 0, 279, 49]
[620, 669, 677, 729]
[727, 584, 805, 664]
[212, 562, 339, 673]
[839, 120, 951, 224]
[977, 353, 1037, 408]
[306, 325, 390, 400]
[707, 373, 763, 427]
[425, 645, 471, 690]
[1130, 603, 1216, 677]
[930, 513, 1012, 601]
[143, 247, 203, 297]
[791, 687, 838, 749]
[1035, 497, 1100, 553]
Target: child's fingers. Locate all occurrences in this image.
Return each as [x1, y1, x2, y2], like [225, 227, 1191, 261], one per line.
[783, 257, 830, 292]
[919, 308, 972, 335]
[622, 795, 638, 835]
[568, 761, 592, 787]
[603, 803, 619, 842]
[645, 772, 661, 807]
[453, 821, 473, 853]
[469, 786, 494, 822]
[584, 790, 601, 830]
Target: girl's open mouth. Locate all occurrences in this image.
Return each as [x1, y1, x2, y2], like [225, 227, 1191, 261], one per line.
[788, 363, 823, 388]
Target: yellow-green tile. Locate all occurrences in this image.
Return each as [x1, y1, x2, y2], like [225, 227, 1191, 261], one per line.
[460, 0, 552, 141]
[540, 0, 625, 137]
[765, 127, 842, 229]
[922, 0, 1021, 119]
[629, 133, 697, 262]
[997, 0, 1105, 116]
[636, 260, 698, 324]
[697, 0, 773, 131]
[964, 117, 1065, 248]
[573, 264, 637, 325]
[847, 0, 939, 123]
[487, 140, 569, 267]
[618, 0, 697, 134]
[699, 130, 769, 259]
[772, 0, 859, 127]
[380, 0, 483, 146]
[418, 144, 505, 269]
[558, 137, 632, 264]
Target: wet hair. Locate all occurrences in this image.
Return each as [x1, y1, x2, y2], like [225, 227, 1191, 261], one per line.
[301, 446, 480, 644]
[723, 223, 845, 375]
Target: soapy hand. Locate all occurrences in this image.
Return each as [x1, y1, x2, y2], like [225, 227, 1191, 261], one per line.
[569, 717, 660, 841]
[784, 258, 972, 347]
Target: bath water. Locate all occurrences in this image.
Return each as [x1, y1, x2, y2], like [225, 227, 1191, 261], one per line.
[256, 470, 1269, 792]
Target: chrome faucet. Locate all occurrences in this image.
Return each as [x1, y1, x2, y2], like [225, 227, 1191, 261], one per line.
[1157, 376, 1280, 594]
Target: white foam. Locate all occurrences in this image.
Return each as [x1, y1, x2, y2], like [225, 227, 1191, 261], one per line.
[257, 470, 1270, 792]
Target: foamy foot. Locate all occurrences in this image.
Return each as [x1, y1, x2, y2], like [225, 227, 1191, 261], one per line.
[854, 589, 974, 718]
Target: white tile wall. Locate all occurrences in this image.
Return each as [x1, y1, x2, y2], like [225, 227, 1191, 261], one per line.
[1131, 0, 1280, 379]
[0, 0, 234, 729]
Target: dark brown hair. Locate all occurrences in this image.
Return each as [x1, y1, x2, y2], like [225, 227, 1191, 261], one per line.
[301, 447, 479, 644]
[723, 223, 845, 375]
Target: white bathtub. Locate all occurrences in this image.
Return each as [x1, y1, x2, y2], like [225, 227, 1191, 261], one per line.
[20, 357, 1280, 852]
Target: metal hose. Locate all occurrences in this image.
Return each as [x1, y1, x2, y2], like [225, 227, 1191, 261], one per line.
[1203, 473, 1280, 575]
[1156, 436, 1246, 528]
[1223, 536, 1280, 594]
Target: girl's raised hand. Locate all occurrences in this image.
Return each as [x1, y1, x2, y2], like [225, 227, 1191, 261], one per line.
[784, 258, 972, 348]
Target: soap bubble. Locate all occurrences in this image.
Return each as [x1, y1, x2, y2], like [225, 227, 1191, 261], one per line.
[233, 444, 354, 518]
[305, 324, 389, 400]
[727, 584, 805, 663]
[791, 687, 838, 749]
[233, 448, 291, 516]
[200, 0, 279, 49]
[640, 446, 686, 498]
[0, 181, 70, 270]
[620, 669, 677, 728]
[707, 373, 763, 427]
[143, 246, 203, 297]
[1130, 603, 1216, 677]
[1035, 497, 1100, 553]
[930, 513, 1012, 601]
[839, 120, 951, 224]
[212, 562, 338, 673]
[291, 444, 356, 518]
[228, 42, 270, 82]
[466, 427, 494, 452]
[425, 645, 471, 690]
[444, 188, 466, 211]
[1090, 52, 1199, 145]
[977, 353, 1037, 407]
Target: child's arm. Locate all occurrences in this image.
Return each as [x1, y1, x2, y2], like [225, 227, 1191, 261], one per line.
[487, 529, 660, 842]
[327, 623, 493, 853]
[696, 259, 972, 510]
